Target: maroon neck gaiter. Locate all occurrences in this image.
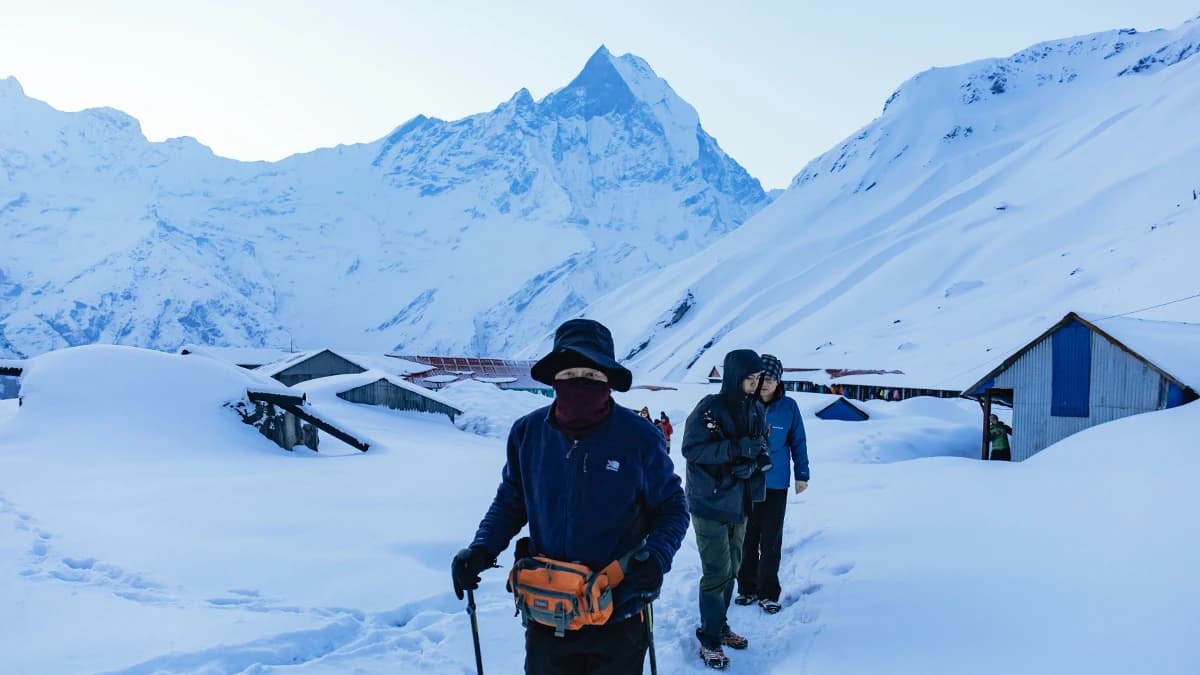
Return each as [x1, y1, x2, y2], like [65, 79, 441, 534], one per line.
[552, 378, 613, 438]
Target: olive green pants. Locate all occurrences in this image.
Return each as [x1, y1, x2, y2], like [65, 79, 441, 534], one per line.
[693, 514, 747, 648]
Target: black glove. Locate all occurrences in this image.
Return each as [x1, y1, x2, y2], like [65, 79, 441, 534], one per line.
[755, 451, 774, 473]
[451, 546, 496, 600]
[622, 551, 664, 601]
[513, 536, 532, 561]
[730, 457, 756, 479]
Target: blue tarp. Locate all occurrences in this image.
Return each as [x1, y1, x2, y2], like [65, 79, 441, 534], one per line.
[816, 398, 869, 421]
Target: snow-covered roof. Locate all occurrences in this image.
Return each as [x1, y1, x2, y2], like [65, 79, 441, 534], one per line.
[254, 349, 432, 378]
[292, 370, 461, 413]
[255, 350, 318, 377]
[708, 366, 935, 389]
[966, 312, 1200, 396]
[474, 376, 518, 384]
[423, 374, 461, 384]
[782, 369, 917, 387]
[790, 392, 855, 418]
[179, 345, 295, 368]
[1079, 313, 1200, 389]
[345, 353, 433, 376]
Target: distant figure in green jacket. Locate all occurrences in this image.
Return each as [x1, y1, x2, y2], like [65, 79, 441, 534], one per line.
[989, 414, 1012, 461]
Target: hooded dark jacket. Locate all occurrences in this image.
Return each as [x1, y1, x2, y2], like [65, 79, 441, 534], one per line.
[682, 350, 770, 523]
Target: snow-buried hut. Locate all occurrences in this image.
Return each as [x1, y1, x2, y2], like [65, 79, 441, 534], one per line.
[964, 312, 1199, 461]
[295, 371, 462, 422]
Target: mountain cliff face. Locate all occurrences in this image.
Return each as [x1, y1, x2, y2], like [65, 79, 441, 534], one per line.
[0, 46, 767, 358]
[575, 19, 1200, 385]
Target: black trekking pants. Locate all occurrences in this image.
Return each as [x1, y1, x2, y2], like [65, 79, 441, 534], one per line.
[524, 614, 648, 675]
[737, 487, 789, 601]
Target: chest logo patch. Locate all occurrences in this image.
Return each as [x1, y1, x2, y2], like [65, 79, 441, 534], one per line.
[606, 460, 621, 472]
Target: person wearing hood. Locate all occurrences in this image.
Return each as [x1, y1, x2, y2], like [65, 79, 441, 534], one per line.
[734, 354, 810, 615]
[682, 349, 772, 670]
[451, 319, 689, 675]
[656, 412, 673, 446]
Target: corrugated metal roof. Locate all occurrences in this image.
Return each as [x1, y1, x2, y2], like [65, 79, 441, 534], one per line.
[392, 355, 546, 390]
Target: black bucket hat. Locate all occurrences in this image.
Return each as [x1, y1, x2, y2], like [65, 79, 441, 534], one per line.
[531, 319, 633, 392]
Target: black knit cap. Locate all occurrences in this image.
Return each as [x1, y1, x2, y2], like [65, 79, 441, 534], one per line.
[761, 354, 783, 381]
[531, 319, 633, 392]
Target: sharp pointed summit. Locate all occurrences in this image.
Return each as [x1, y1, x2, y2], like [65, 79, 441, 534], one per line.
[547, 45, 638, 119]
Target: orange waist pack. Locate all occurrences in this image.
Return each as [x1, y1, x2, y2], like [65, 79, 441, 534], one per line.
[508, 555, 627, 636]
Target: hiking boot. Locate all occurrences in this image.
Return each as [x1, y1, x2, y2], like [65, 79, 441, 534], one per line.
[698, 644, 730, 669]
[734, 593, 757, 606]
[721, 624, 749, 650]
[759, 598, 782, 614]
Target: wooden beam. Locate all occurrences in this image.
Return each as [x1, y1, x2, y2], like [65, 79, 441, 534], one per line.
[247, 390, 306, 407]
[276, 402, 370, 452]
[981, 392, 993, 461]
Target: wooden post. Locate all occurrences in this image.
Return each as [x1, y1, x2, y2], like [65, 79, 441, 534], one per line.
[981, 392, 993, 460]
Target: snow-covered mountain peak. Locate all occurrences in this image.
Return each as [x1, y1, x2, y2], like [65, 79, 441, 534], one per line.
[505, 87, 535, 109]
[545, 45, 642, 119]
[0, 75, 25, 98]
[881, 20, 1199, 119]
[791, 19, 1200, 192]
[0, 48, 767, 359]
[545, 46, 701, 138]
[80, 106, 145, 136]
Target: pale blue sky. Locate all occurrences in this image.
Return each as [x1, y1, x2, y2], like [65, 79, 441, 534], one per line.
[1, 1, 1195, 188]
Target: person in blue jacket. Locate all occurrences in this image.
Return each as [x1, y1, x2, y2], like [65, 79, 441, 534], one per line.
[735, 354, 810, 614]
[450, 318, 690, 675]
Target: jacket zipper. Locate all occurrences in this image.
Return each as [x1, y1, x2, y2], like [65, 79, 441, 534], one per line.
[564, 439, 580, 554]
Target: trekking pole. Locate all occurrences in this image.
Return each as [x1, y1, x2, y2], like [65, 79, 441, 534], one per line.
[643, 597, 658, 675]
[629, 546, 659, 675]
[466, 588, 485, 675]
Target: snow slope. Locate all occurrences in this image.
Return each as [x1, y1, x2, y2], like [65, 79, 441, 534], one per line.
[7, 346, 1192, 673]
[577, 17, 1200, 388]
[0, 46, 766, 359]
